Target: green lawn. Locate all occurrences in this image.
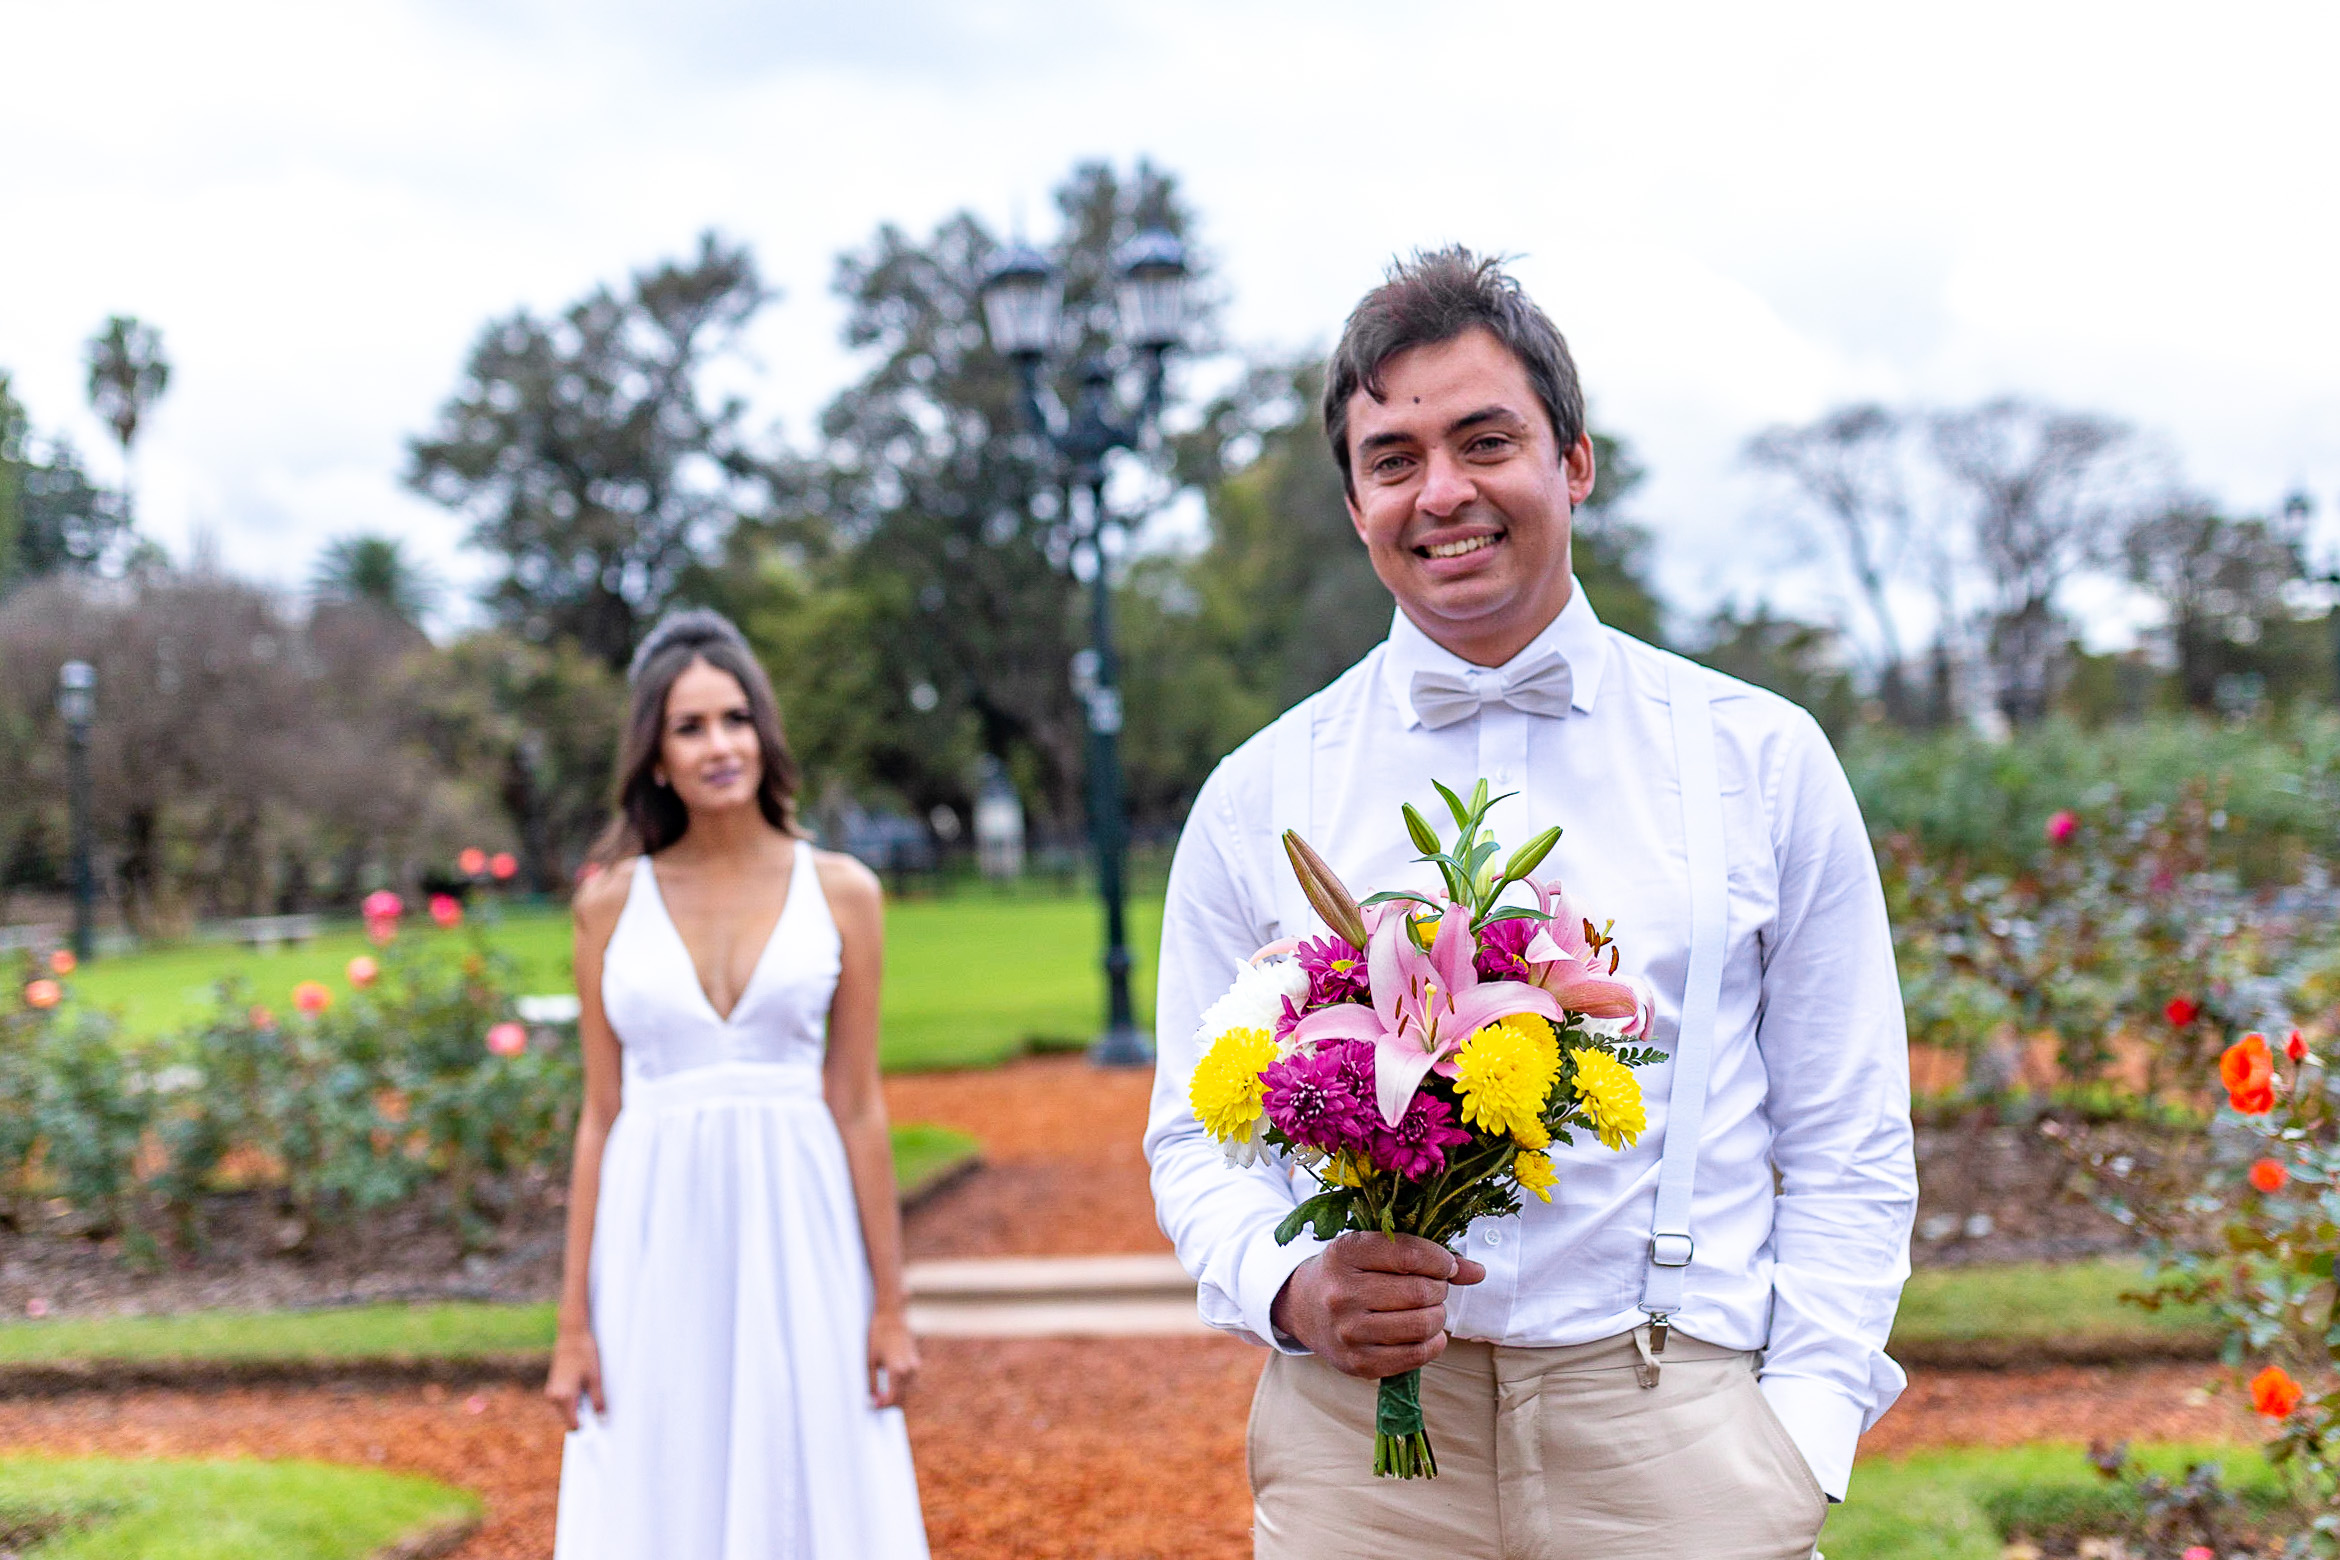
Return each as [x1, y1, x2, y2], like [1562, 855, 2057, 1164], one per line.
[1826, 1443, 2282, 1558]
[1890, 1258, 2215, 1352]
[62, 888, 1163, 1072]
[0, 1456, 477, 1560]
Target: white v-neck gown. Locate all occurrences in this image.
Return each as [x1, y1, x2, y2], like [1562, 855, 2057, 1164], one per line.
[553, 848, 929, 1559]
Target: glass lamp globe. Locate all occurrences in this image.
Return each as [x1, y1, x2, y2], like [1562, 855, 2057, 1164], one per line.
[980, 245, 1058, 358]
[1115, 230, 1188, 350]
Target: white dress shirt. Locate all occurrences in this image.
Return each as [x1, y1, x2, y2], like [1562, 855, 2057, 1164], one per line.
[1142, 582, 1916, 1501]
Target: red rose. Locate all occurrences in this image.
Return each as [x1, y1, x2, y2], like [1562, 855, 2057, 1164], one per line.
[429, 894, 463, 929]
[2288, 1030, 2310, 1063]
[458, 848, 488, 877]
[2165, 996, 2201, 1027]
[489, 852, 518, 881]
[2249, 1158, 2289, 1193]
[2251, 1364, 2304, 1418]
[2221, 1033, 2276, 1114]
[2044, 809, 2078, 844]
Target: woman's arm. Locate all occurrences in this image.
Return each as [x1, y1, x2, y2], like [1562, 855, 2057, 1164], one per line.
[816, 849, 919, 1409]
[545, 864, 631, 1430]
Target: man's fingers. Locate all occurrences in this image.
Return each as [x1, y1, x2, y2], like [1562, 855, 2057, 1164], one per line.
[1336, 1304, 1449, 1348]
[1351, 1274, 1449, 1314]
[1449, 1256, 1487, 1287]
[1332, 1333, 1448, 1379]
[1330, 1230, 1466, 1279]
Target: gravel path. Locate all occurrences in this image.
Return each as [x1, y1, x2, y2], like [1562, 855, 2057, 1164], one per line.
[0, 1353, 2263, 1560]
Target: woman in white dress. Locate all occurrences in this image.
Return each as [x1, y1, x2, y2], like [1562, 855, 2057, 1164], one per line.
[547, 609, 929, 1558]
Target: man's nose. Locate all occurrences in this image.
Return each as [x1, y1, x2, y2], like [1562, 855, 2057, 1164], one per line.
[1417, 450, 1475, 517]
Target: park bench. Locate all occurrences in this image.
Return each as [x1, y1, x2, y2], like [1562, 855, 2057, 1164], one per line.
[205, 914, 324, 950]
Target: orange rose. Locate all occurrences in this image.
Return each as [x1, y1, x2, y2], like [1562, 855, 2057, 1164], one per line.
[292, 980, 332, 1016]
[2221, 1033, 2276, 1114]
[22, 979, 61, 1010]
[2251, 1364, 2304, 1418]
[2249, 1158, 2289, 1193]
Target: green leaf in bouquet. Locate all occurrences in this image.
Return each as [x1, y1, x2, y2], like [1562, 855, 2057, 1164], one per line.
[1472, 906, 1552, 929]
[1362, 890, 1444, 911]
[1469, 778, 1491, 816]
[1276, 1190, 1356, 1246]
[1431, 781, 1472, 833]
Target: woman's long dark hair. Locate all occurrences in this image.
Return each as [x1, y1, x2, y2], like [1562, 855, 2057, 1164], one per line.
[590, 609, 802, 864]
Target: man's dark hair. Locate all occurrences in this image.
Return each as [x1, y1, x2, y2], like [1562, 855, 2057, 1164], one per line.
[1322, 247, 1585, 494]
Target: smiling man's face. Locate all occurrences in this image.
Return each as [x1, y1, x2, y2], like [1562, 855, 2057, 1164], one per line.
[1342, 326, 1596, 667]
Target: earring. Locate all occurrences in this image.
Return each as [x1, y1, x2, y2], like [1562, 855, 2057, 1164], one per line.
[653, 770, 670, 789]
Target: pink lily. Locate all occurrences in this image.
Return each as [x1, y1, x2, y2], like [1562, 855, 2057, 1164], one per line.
[1519, 879, 1650, 1033]
[1291, 901, 1562, 1127]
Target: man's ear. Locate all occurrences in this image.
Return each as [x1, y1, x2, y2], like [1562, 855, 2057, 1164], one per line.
[1345, 480, 1368, 544]
[1563, 433, 1598, 510]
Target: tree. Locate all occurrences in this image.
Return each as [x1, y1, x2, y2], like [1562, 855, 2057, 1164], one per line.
[2122, 496, 2308, 712]
[407, 233, 771, 669]
[0, 375, 134, 592]
[1930, 399, 2140, 727]
[744, 160, 1206, 835]
[311, 533, 440, 627]
[1746, 404, 1920, 720]
[83, 316, 170, 514]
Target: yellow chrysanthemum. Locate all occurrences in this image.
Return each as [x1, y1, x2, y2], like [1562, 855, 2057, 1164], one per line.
[1453, 1016, 1562, 1140]
[1510, 1115, 1552, 1151]
[1569, 1046, 1646, 1151]
[1514, 1149, 1558, 1203]
[1190, 1026, 1277, 1144]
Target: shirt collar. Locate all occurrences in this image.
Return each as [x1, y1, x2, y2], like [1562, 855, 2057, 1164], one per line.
[1381, 578, 1609, 730]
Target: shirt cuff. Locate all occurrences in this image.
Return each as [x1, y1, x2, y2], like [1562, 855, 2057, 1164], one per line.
[1240, 1230, 1328, 1354]
[1756, 1373, 1865, 1502]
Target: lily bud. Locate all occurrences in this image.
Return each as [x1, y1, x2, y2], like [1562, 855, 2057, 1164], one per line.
[1283, 830, 1369, 949]
[1502, 825, 1562, 885]
[1401, 803, 1443, 858]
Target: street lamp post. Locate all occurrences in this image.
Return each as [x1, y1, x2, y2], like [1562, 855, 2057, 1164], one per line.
[981, 230, 1188, 1068]
[56, 661, 96, 963]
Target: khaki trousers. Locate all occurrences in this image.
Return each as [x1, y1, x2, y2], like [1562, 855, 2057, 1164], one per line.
[1249, 1330, 1827, 1560]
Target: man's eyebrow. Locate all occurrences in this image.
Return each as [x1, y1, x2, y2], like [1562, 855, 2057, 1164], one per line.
[1448, 405, 1528, 437]
[1355, 428, 1415, 457]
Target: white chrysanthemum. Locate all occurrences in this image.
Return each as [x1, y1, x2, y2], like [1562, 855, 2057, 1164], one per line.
[1194, 957, 1309, 1051]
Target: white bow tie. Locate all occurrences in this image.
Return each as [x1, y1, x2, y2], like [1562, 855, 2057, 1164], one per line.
[1408, 649, 1575, 729]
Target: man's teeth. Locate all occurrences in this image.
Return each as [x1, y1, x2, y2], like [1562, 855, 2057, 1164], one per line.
[1424, 536, 1496, 560]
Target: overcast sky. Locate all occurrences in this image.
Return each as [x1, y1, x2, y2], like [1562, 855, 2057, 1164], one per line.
[5, 0, 2335, 645]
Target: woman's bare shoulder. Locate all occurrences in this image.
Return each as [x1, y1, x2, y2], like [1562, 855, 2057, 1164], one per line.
[808, 847, 881, 917]
[571, 858, 637, 939]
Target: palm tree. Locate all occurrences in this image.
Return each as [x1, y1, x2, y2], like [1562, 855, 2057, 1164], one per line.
[84, 316, 171, 518]
[311, 533, 441, 625]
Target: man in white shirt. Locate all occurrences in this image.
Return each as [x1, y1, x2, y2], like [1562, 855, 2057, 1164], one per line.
[1143, 249, 1915, 1558]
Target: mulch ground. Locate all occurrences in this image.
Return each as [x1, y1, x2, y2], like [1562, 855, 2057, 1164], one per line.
[0, 1055, 2257, 1556]
[0, 1353, 2266, 1560]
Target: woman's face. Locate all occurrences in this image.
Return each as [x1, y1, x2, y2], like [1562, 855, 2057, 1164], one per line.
[656, 658, 764, 817]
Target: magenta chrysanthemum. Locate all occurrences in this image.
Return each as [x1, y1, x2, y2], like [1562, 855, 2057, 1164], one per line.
[1296, 935, 1371, 1008]
[1367, 1091, 1472, 1179]
[1262, 1039, 1379, 1155]
[1473, 917, 1539, 982]
[1274, 995, 1304, 1045]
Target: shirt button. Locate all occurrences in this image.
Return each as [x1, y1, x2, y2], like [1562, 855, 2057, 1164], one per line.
[1483, 1229, 1501, 1246]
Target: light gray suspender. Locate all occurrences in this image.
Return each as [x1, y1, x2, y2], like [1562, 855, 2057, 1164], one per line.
[1267, 704, 1315, 943]
[1638, 655, 1726, 1384]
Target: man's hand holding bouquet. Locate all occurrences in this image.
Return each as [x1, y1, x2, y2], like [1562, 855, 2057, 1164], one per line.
[1187, 780, 1659, 1478]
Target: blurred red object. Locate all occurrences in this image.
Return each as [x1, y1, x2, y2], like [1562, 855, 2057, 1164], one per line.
[2251, 1364, 2304, 1418]
[292, 980, 332, 1016]
[249, 1005, 278, 1030]
[362, 890, 403, 920]
[2287, 1029, 2310, 1062]
[2164, 995, 2200, 1027]
[2249, 1158, 2289, 1193]
[429, 894, 463, 929]
[486, 1021, 528, 1057]
[23, 979, 61, 1010]
[458, 847, 488, 876]
[2044, 809, 2077, 843]
[489, 852, 519, 881]
[346, 956, 380, 989]
[47, 949, 76, 976]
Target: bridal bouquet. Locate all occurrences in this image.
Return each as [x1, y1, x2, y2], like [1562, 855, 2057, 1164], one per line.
[1188, 780, 1659, 1478]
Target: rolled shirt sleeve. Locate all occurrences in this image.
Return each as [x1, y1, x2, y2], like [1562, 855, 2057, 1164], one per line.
[1751, 711, 1918, 1499]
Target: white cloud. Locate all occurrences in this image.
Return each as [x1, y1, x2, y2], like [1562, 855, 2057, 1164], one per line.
[2, 0, 2333, 636]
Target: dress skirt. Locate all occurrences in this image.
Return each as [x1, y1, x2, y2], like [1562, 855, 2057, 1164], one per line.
[553, 1060, 929, 1558]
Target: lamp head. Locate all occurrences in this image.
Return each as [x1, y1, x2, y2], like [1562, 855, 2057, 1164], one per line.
[980, 244, 1058, 359]
[57, 660, 95, 726]
[1115, 229, 1188, 350]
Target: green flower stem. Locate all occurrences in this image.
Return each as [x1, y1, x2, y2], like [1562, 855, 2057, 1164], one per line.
[1374, 1368, 1437, 1479]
